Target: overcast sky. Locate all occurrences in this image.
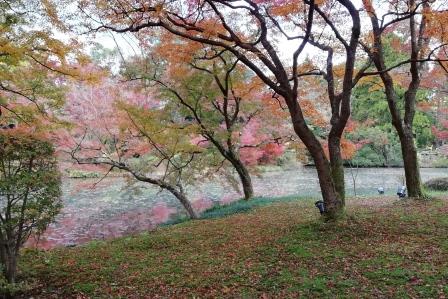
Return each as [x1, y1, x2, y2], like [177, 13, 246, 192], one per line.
[83, 0, 375, 70]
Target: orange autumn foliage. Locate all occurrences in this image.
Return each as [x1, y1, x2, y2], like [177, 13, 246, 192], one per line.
[323, 138, 357, 160]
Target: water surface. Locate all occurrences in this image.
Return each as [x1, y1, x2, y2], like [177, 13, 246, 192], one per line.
[28, 167, 447, 249]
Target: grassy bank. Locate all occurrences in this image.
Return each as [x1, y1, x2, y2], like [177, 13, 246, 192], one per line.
[11, 195, 448, 298]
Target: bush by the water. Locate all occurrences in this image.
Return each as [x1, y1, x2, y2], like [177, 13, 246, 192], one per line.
[424, 177, 448, 191]
[431, 157, 448, 168]
[65, 169, 101, 178]
[0, 132, 62, 289]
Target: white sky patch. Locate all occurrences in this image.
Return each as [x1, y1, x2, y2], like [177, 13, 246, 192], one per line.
[71, 0, 406, 73]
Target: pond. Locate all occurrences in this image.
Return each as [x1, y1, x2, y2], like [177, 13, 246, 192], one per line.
[27, 167, 447, 249]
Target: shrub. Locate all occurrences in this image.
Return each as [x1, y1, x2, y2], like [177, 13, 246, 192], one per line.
[65, 169, 100, 178]
[431, 157, 448, 168]
[423, 178, 448, 191]
[0, 132, 62, 285]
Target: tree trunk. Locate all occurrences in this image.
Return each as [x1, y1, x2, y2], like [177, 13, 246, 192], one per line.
[311, 147, 344, 220]
[5, 255, 17, 284]
[236, 166, 254, 201]
[174, 192, 198, 219]
[229, 156, 254, 200]
[328, 135, 345, 204]
[368, 9, 426, 200]
[399, 132, 423, 198]
[0, 245, 17, 284]
[288, 104, 343, 219]
[126, 171, 199, 220]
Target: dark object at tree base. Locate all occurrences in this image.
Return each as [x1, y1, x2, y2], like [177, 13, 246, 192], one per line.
[0, 123, 15, 130]
[423, 177, 448, 191]
[397, 186, 406, 198]
[315, 200, 325, 215]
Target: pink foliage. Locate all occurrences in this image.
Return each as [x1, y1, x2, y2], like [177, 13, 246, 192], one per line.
[432, 125, 448, 141]
[190, 135, 209, 147]
[65, 80, 157, 131]
[150, 203, 177, 225]
[262, 143, 284, 157]
[56, 69, 164, 170]
[240, 120, 261, 145]
[192, 197, 213, 213]
[121, 139, 152, 159]
[239, 119, 285, 165]
[64, 65, 158, 126]
[441, 120, 448, 130]
[240, 147, 265, 166]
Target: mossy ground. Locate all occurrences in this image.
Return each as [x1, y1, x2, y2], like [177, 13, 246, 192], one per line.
[12, 194, 448, 298]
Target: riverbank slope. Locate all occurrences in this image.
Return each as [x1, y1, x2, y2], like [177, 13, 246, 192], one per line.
[15, 195, 448, 298]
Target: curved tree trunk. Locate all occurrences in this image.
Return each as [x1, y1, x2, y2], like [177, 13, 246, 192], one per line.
[228, 155, 254, 200]
[96, 163, 200, 220]
[177, 193, 198, 219]
[206, 137, 255, 201]
[167, 188, 198, 219]
[236, 166, 254, 200]
[126, 171, 199, 220]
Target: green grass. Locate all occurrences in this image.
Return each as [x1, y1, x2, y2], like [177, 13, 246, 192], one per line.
[11, 194, 448, 298]
[162, 195, 315, 226]
[200, 195, 311, 219]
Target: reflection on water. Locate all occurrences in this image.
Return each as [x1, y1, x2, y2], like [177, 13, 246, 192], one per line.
[27, 167, 447, 249]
